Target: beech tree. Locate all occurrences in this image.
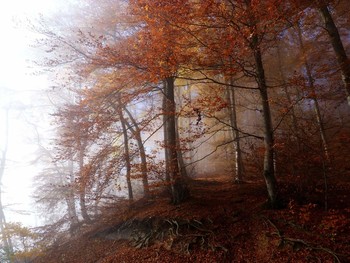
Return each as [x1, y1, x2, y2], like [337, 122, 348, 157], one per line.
[318, 1, 350, 104]
[227, 78, 244, 183]
[34, 0, 350, 215]
[184, 0, 289, 206]
[287, 0, 350, 104]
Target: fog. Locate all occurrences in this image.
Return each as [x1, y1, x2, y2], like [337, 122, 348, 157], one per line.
[0, 0, 62, 227]
[0, 1, 349, 262]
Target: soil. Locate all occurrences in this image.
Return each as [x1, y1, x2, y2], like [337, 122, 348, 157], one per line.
[33, 176, 350, 263]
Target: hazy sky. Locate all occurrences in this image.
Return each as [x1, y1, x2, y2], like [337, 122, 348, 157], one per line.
[0, 0, 62, 227]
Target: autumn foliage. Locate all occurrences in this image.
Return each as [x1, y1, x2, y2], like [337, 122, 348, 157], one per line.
[25, 0, 350, 262]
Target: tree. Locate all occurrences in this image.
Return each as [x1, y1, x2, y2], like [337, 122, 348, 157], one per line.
[318, 1, 350, 105]
[288, 0, 350, 104]
[227, 78, 244, 183]
[164, 77, 188, 204]
[122, 105, 150, 198]
[117, 96, 134, 202]
[35, 0, 350, 212]
[188, 0, 285, 207]
[1, 223, 40, 263]
[0, 108, 14, 261]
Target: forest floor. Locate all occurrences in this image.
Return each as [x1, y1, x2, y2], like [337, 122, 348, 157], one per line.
[33, 175, 350, 263]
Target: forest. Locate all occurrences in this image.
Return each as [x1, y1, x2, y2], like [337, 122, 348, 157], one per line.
[0, 0, 350, 262]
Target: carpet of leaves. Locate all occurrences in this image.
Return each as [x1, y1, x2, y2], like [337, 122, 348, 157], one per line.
[33, 176, 350, 263]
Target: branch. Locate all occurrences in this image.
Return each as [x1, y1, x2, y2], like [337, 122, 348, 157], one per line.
[209, 115, 264, 140]
[185, 139, 235, 167]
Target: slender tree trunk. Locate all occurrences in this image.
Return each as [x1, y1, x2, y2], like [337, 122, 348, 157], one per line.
[66, 194, 79, 232]
[276, 45, 302, 176]
[164, 77, 188, 204]
[118, 103, 134, 202]
[66, 195, 78, 225]
[253, 41, 279, 208]
[296, 23, 329, 159]
[162, 89, 171, 184]
[0, 196, 14, 261]
[318, 3, 350, 105]
[277, 45, 300, 150]
[66, 160, 79, 233]
[78, 144, 91, 222]
[227, 79, 244, 183]
[92, 167, 106, 217]
[244, 0, 278, 207]
[50, 156, 79, 234]
[123, 106, 150, 198]
[174, 86, 188, 179]
[0, 199, 13, 262]
[0, 109, 14, 260]
[79, 192, 90, 221]
[66, 192, 79, 235]
[186, 83, 195, 176]
[175, 116, 188, 178]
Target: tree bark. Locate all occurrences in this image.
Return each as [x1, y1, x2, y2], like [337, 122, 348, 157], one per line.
[244, 0, 278, 207]
[117, 101, 134, 202]
[66, 160, 79, 232]
[227, 79, 244, 183]
[123, 106, 150, 198]
[277, 46, 300, 143]
[276, 44, 301, 176]
[319, 3, 350, 105]
[175, 116, 188, 178]
[162, 91, 171, 185]
[163, 77, 188, 204]
[296, 23, 329, 160]
[253, 42, 279, 208]
[174, 87, 189, 179]
[77, 143, 91, 222]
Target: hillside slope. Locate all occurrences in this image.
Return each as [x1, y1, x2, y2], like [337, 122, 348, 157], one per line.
[33, 176, 350, 263]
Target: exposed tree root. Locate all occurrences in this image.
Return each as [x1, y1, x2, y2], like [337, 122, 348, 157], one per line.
[95, 217, 227, 254]
[262, 217, 342, 263]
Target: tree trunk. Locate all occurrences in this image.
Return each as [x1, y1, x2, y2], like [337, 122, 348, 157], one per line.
[244, 0, 278, 207]
[0, 109, 14, 260]
[78, 145, 91, 222]
[276, 45, 301, 176]
[0, 200, 13, 262]
[66, 160, 79, 232]
[296, 23, 329, 160]
[118, 103, 134, 202]
[162, 91, 171, 185]
[253, 43, 279, 208]
[175, 116, 188, 178]
[0, 196, 14, 262]
[319, 3, 350, 105]
[163, 77, 188, 204]
[174, 86, 189, 179]
[277, 45, 300, 149]
[186, 83, 196, 176]
[227, 79, 244, 183]
[123, 106, 150, 198]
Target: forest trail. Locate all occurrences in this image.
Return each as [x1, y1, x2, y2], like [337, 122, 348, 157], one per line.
[33, 177, 350, 263]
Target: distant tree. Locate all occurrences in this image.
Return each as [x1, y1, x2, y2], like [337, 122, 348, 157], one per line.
[317, 1, 350, 104]
[2, 222, 40, 263]
[0, 108, 14, 260]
